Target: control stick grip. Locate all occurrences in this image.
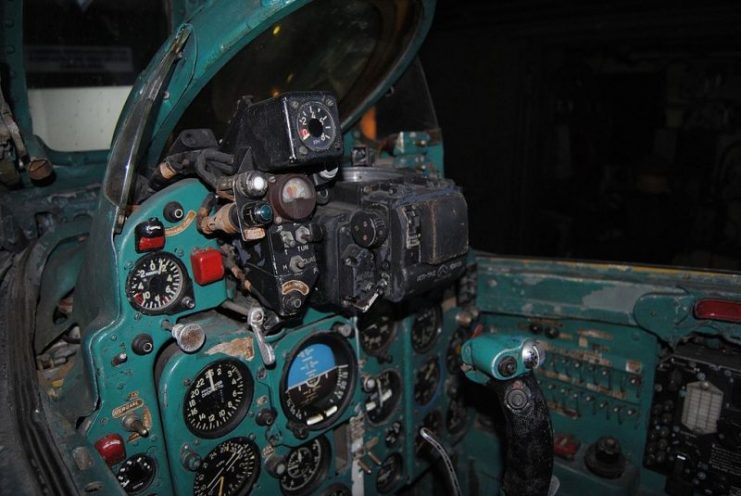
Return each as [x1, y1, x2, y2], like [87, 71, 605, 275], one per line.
[487, 372, 553, 496]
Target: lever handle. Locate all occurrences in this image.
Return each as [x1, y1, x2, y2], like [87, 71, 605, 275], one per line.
[487, 372, 553, 496]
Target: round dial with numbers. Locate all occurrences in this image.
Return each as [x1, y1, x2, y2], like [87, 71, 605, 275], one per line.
[358, 301, 398, 356]
[280, 437, 330, 495]
[411, 306, 442, 353]
[376, 454, 403, 493]
[126, 252, 187, 314]
[193, 437, 260, 496]
[296, 101, 337, 151]
[116, 453, 156, 494]
[413, 357, 440, 405]
[184, 359, 253, 438]
[365, 369, 402, 424]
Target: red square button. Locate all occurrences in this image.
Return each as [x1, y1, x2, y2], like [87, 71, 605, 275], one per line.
[191, 248, 225, 285]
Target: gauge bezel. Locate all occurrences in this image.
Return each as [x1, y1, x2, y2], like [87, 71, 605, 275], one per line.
[446, 327, 471, 374]
[280, 436, 331, 495]
[192, 437, 261, 496]
[413, 357, 441, 406]
[414, 409, 442, 455]
[365, 369, 403, 425]
[411, 305, 443, 353]
[357, 301, 399, 357]
[125, 251, 192, 315]
[183, 359, 254, 439]
[279, 332, 358, 431]
[376, 453, 404, 493]
[115, 453, 156, 494]
[446, 395, 469, 436]
[295, 101, 337, 152]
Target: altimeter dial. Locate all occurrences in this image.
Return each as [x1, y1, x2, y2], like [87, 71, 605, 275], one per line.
[184, 359, 253, 438]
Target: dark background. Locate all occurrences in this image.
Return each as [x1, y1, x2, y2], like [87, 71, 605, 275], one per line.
[419, 0, 741, 269]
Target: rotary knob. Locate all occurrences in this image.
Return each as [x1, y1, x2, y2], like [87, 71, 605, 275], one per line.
[350, 210, 387, 248]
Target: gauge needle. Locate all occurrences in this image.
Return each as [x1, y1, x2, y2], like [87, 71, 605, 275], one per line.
[207, 369, 216, 393]
[206, 447, 244, 492]
[216, 476, 225, 496]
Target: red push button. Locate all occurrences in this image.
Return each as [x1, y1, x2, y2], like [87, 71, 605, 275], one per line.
[191, 248, 225, 285]
[135, 218, 166, 253]
[94, 433, 126, 466]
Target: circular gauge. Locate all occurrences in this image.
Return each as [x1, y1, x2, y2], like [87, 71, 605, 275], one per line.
[269, 174, 317, 221]
[357, 301, 398, 357]
[126, 252, 187, 315]
[280, 437, 330, 495]
[281, 333, 357, 430]
[446, 396, 468, 435]
[411, 306, 442, 353]
[415, 410, 442, 455]
[321, 484, 351, 496]
[193, 437, 260, 496]
[296, 101, 337, 151]
[384, 420, 403, 447]
[413, 358, 440, 405]
[116, 454, 155, 494]
[376, 454, 403, 493]
[446, 327, 471, 373]
[184, 359, 253, 438]
[365, 370, 402, 424]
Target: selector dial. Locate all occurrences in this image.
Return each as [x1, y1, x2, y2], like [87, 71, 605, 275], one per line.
[350, 210, 387, 248]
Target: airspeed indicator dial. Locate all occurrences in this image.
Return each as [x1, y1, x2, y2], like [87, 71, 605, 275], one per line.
[296, 101, 337, 152]
[126, 252, 187, 315]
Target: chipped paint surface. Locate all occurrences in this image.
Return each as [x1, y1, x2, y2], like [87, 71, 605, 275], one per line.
[205, 335, 255, 361]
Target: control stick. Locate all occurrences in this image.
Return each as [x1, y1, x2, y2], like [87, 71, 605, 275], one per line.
[460, 334, 554, 496]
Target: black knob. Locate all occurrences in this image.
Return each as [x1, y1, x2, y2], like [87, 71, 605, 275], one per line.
[350, 210, 387, 248]
[585, 436, 626, 479]
[131, 334, 154, 355]
[256, 408, 277, 426]
[163, 202, 185, 222]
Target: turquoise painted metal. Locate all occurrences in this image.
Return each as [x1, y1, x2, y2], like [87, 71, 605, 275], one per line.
[460, 334, 539, 383]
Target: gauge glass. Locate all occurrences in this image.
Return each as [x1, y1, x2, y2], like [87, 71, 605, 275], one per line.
[184, 359, 253, 438]
[296, 101, 337, 151]
[411, 306, 442, 353]
[282, 177, 314, 203]
[116, 454, 155, 494]
[446, 327, 471, 373]
[414, 410, 442, 455]
[384, 420, 403, 447]
[446, 396, 468, 435]
[126, 252, 186, 314]
[413, 357, 440, 405]
[193, 437, 260, 496]
[376, 453, 403, 493]
[281, 334, 356, 429]
[321, 484, 351, 496]
[365, 370, 402, 424]
[270, 174, 317, 220]
[280, 437, 330, 495]
[358, 301, 397, 356]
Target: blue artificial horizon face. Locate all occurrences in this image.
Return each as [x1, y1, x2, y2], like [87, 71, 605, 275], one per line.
[287, 343, 336, 389]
